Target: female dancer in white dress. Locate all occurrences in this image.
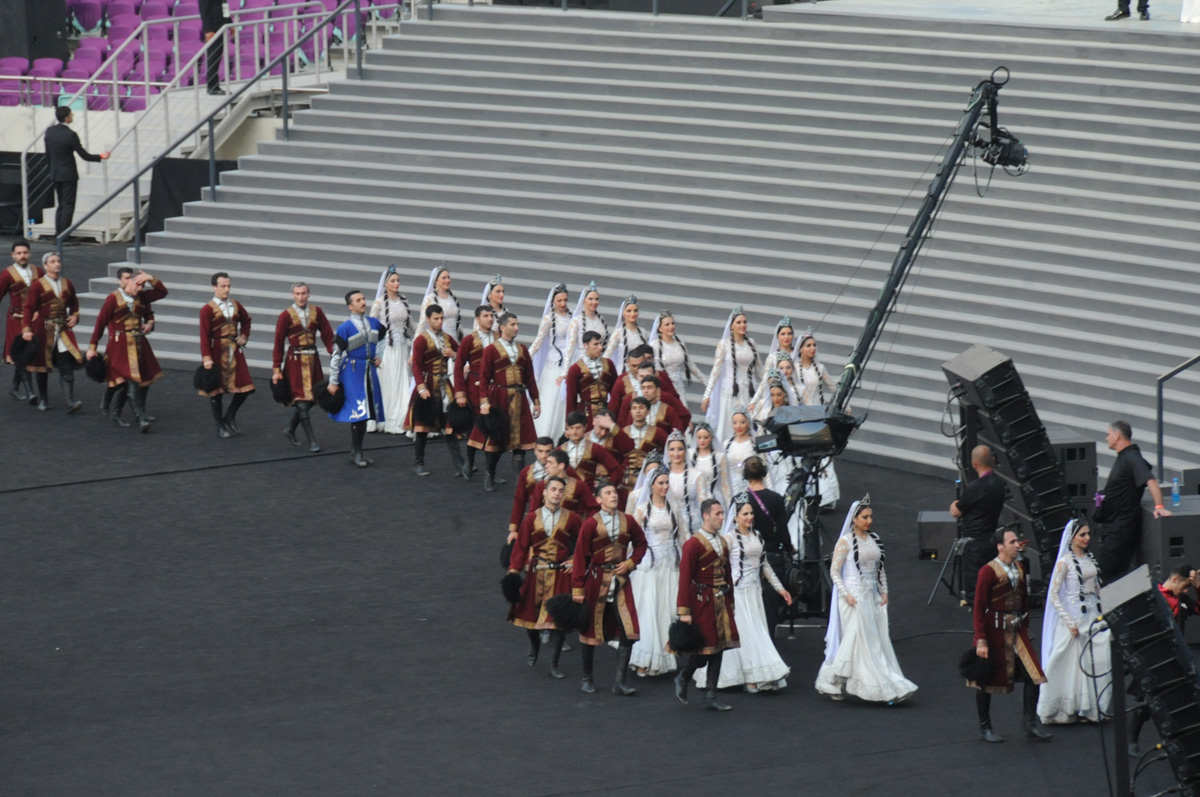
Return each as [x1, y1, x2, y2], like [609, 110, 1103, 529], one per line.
[663, 430, 698, 533]
[481, 275, 507, 318]
[816, 496, 917, 703]
[563, 282, 608, 367]
[765, 316, 796, 364]
[724, 407, 757, 496]
[797, 329, 840, 508]
[1037, 520, 1111, 724]
[689, 422, 731, 523]
[749, 365, 797, 427]
[605, 295, 646, 376]
[529, 283, 572, 439]
[648, 308, 704, 410]
[701, 306, 761, 445]
[369, 265, 412, 435]
[696, 494, 792, 692]
[416, 264, 461, 340]
[754, 370, 798, 493]
[629, 466, 686, 677]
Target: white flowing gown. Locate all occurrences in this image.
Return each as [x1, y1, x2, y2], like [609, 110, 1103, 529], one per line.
[530, 310, 572, 439]
[370, 295, 412, 434]
[629, 501, 684, 675]
[1037, 553, 1111, 723]
[816, 533, 917, 702]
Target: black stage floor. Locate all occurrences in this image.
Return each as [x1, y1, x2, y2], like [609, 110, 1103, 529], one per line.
[0, 364, 1170, 796]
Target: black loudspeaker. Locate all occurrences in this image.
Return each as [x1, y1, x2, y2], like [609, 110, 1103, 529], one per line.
[976, 397, 1043, 446]
[942, 344, 1026, 410]
[986, 434, 1059, 481]
[1141, 497, 1200, 582]
[0, 0, 69, 62]
[1047, 426, 1098, 506]
[917, 510, 957, 560]
[1103, 566, 1200, 792]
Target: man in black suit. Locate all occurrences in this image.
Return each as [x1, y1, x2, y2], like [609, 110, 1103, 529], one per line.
[198, 0, 228, 96]
[43, 106, 109, 240]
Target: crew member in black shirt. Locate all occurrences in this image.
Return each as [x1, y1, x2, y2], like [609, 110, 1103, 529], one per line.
[1096, 420, 1171, 581]
[744, 456, 793, 645]
[951, 445, 1006, 602]
[43, 107, 109, 238]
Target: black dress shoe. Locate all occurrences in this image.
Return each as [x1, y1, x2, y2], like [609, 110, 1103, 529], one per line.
[207, 87, 227, 96]
[981, 726, 1005, 743]
[36, 399, 48, 411]
[1022, 718, 1052, 741]
[1105, 9, 1130, 18]
[218, 424, 233, 439]
[484, 473, 496, 492]
[1139, 9, 1150, 18]
[674, 671, 689, 705]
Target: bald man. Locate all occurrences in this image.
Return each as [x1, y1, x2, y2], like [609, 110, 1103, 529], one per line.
[951, 445, 1007, 601]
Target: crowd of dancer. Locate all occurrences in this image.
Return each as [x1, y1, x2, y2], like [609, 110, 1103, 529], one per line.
[0, 241, 1165, 730]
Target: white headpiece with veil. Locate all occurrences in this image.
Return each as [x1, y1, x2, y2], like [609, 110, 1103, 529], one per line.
[481, 274, 503, 306]
[531, 283, 569, 380]
[765, 316, 794, 364]
[704, 306, 741, 431]
[423, 263, 448, 301]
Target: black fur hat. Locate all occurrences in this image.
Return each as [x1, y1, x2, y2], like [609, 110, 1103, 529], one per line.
[193, 364, 220, 393]
[476, 406, 508, 446]
[499, 540, 514, 569]
[544, 594, 589, 632]
[8, 335, 37, 368]
[84, 353, 107, 382]
[270, 373, 293, 405]
[500, 572, 524, 605]
[958, 647, 992, 685]
[313, 380, 344, 414]
[668, 620, 705, 654]
[445, 402, 474, 435]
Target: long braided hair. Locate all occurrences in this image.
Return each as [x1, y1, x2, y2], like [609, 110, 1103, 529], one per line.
[547, 284, 569, 367]
[798, 331, 827, 406]
[728, 312, 758, 398]
[690, 422, 720, 506]
[1068, 523, 1102, 613]
[642, 468, 679, 568]
[666, 433, 692, 533]
[731, 494, 761, 587]
[654, 310, 696, 387]
[850, 502, 886, 584]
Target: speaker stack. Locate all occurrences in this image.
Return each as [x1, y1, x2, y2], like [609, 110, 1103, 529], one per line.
[942, 344, 1076, 573]
[1103, 566, 1200, 795]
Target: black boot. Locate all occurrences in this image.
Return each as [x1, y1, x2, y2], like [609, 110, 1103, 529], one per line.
[1022, 681, 1051, 741]
[484, 451, 500, 492]
[977, 691, 1003, 743]
[580, 644, 596, 694]
[446, 435, 466, 477]
[466, 445, 477, 479]
[109, 386, 131, 427]
[61, 370, 82, 413]
[127, 383, 150, 433]
[527, 630, 541, 667]
[612, 644, 637, 696]
[9, 369, 25, 401]
[675, 655, 699, 705]
[211, 395, 231, 438]
[352, 421, 370, 467]
[414, 432, 430, 476]
[703, 652, 731, 711]
[548, 631, 566, 679]
[283, 407, 302, 446]
[298, 404, 319, 453]
[137, 385, 155, 422]
[24, 372, 36, 406]
[101, 384, 114, 415]
[511, 449, 526, 484]
[223, 392, 247, 436]
[34, 372, 48, 411]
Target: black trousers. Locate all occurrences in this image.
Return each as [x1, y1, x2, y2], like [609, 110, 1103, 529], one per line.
[961, 537, 993, 601]
[53, 180, 78, 237]
[1117, 0, 1148, 11]
[1097, 519, 1141, 583]
[205, 34, 223, 92]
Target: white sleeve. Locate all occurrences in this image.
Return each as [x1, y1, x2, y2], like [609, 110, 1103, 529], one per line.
[529, 314, 551, 355]
[562, 316, 581, 367]
[703, 339, 726, 400]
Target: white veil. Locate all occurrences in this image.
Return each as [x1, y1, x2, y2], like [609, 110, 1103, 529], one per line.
[374, 264, 399, 306]
[423, 263, 447, 302]
[531, 283, 568, 380]
[1040, 518, 1080, 665]
[481, 275, 502, 306]
[823, 500, 862, 665]
[611, 295, 641, 376]
[704, 306, 739, 430]
[627, 450, 664, 513]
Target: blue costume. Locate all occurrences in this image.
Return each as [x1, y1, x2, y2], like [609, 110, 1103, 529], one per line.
[329, 314, 386, 424]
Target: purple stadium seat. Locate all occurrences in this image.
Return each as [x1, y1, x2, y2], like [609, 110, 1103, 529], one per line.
[0, 58, 30, 74]
[70, 50, 104, 71]
[146, 24, 170, 39]
[32, 58, 66, 77]
[108, 2, 137, 18]
[28, 68, 63, 105]
[142, 0, 170, 17]
[174, 0, 200, 14]
[0, 66, 23, 106]
[76, 38, 110, 55]
[369, 0, 397, 20]
[74, 0, 105, 31]
[140, 51, 169, 78]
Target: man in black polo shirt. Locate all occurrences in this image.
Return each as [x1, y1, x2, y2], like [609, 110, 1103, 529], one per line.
[744, 456, 793, 645]
[951, 445, 1007, 602]
[1096, 420, 1171, 581]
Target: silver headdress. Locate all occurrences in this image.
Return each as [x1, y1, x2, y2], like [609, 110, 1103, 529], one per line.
[859, 492, 871, 508]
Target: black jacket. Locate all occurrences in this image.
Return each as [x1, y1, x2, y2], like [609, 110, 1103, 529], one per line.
[43, 123, 101, 182]
[198, 0, 227, 37]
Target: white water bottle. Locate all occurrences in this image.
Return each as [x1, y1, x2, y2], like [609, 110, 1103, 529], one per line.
[1172, 477, 1181, 507]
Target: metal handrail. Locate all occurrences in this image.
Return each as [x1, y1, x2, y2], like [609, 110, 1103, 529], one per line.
[1156, 352, 1200, 481]
[56, 0, 387, 260]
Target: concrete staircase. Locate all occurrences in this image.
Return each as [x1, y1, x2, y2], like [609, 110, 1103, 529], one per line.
[79, 5, 1200, 475]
